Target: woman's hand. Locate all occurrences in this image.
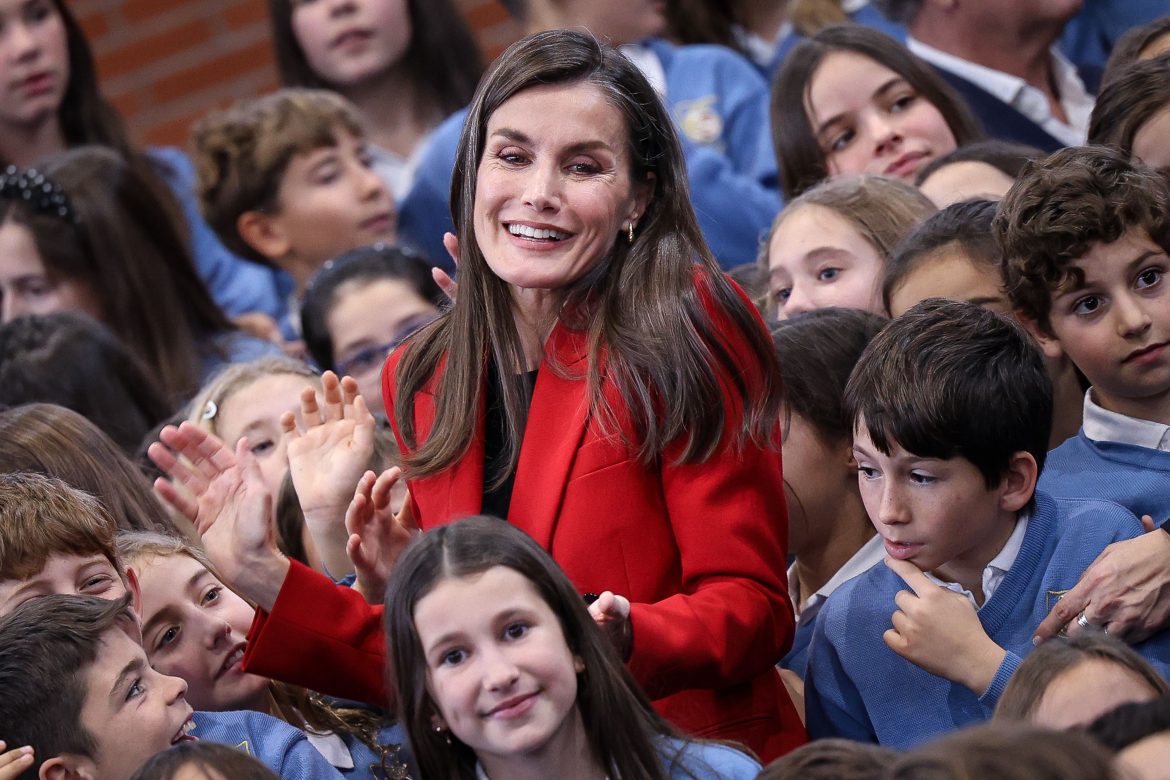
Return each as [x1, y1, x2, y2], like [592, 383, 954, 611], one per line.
[0, 743, 33, 780]
[589, 591, 633, 661]
[282, 371, 375, 578]
[344, 469, 418, 604]
[883, 558, 1006, 696]
[148, 423, 289, 611]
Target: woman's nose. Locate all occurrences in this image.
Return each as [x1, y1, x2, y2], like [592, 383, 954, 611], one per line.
[522, 164, 560, 212]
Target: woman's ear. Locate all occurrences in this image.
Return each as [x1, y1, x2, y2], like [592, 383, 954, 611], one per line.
[999, 451, 1039, 513]
[573, 655, 586, 674]
[629, 172, 656, 227]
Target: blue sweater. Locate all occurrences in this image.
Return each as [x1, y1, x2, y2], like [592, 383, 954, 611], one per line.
[1039, 430, 1170, 526]
[191, 710, 416, 780]
[397, 40, 780, 272]
[660, 738, 761, 779]
[805, 491, 1170, 748]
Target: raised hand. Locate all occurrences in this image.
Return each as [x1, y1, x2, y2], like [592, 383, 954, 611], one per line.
[148, 421, 240, 527]
[282, 371, 375, 577]
[0, 743, 33, 780]
[345, 468, 418, 604]
[433, 232, 460, 302]
[589, 590, 633, 661]
[883, 558, 1006, 696]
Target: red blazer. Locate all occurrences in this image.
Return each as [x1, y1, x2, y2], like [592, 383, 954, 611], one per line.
[245, 281, 805, 760]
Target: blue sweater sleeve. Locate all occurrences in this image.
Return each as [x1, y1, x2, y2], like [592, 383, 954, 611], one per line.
[191, 710, 346, 780]
[804, 605, 878, 742]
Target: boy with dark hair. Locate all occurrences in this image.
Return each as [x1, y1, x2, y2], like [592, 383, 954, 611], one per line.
[0, 594, 194, 780]
[996, 146, 1170, 526]
[804, 299, 1170, 748]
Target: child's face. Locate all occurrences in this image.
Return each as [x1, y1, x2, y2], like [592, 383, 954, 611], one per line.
[76, 627, 194, 780]
[782, 411, 855, 558]
[414, 566, 585, 773]
[916, 161, 1016, 208]
[1031, 658, 1160, 729]
[267, 129, 396, 277]
[135, 553, 269, 713]
[0, 218, 102, 324]
[1046, 230, 1170, 423]
[768, 204, 884, 319]
[291, 0, 410, 88]
[806, 50, 957, 182]
[0, 552, 126, 616]
[214, 372, 312, 500]
[1132, 104, 1170, 171]
[887, 246, 1010, 318]
[328, 277, 439, 414]
[0, 0, 69, 132]
[852, 422, 1023, 590]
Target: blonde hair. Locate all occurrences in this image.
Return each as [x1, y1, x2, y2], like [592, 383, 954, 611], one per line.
[185, 357, 319, 439]
[761, 175, 936, 270]
[191, 88, 366, 264]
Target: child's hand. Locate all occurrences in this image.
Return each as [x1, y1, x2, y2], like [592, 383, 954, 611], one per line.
[433, 232, 459, 302]
[883, 558, 1006, 696]
[0, 743, 33, 780]
[588, 591, 633, 661]
[283, 371, 375, 577]
[149, 422, 239, 525]
[345, 468, 419, 604]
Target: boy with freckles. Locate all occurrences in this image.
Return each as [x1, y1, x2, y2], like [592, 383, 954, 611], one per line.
[803, 299, 1170, 748]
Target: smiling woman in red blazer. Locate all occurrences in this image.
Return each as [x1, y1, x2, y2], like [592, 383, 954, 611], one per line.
[183, 30, 803, 762]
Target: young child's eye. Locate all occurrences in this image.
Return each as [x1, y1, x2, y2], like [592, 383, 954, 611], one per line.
[157, 626, 180, 650]
[126, 678, 145, 701]
[440, 648, 467, 667]
[503, 621, 530, 641]
[249, 439, 274, 457]
[909, 471, 936, 485]
[201, 586, 222, 606]
[81, 574, 114, 594]
[773, 287, 791, 304]
[1136, 267, 1163, 290]
[889, 93, 917, 112]
[1072, 295, 1102, 316]
[816, 267, 841, 283]
[827, 129, 855, 153]
[857, 465, 879, 480]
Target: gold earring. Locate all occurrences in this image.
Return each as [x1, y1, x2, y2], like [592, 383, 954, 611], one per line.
[627, 221, 635, 244]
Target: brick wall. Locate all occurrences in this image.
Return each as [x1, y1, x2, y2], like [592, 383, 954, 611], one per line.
[74, 0, 522, 148]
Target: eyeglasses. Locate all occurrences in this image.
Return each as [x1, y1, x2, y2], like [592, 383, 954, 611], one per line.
[335, 313, 438, 378]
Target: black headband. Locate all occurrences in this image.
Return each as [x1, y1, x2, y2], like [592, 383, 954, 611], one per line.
[0, 165, 78, 223]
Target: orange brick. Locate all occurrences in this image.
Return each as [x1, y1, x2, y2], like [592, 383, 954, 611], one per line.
[224, 0, 269, 30]
[143, 108, 210, 148]
[99, 22, 213, 81]
[466, 1, 510, 28]
[121, 0, 174, 25]
[76, 10, 111, 41]
[109, 90, 140, 118]
[152, 40, 273, 101]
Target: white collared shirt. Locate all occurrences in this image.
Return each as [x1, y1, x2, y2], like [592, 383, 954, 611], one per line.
[1083, 390, 1170, 451]
[923, 513, 1030, 609]
[619, 43, 667, 98]
[789, 534, 886, 622]
[906, 38, 1093, 146]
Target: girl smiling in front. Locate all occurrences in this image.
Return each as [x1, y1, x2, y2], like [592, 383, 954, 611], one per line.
[771, 25, 981, 199]
[385, 516, 762, 780]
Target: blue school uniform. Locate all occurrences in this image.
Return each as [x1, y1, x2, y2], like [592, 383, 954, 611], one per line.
[396, 40, 780, 272]
[766, 4, 907, 78]
[472, 738, 761, 779]
[1040, 433, 1170, 526]
[804, 491, 1170, 748]
[149, 147, 291, 322]
[1060, 1, 1170, 73]
[192, 710, 416, 780]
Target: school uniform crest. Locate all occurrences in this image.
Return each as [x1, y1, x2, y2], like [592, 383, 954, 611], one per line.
[675, 96, 723, 147]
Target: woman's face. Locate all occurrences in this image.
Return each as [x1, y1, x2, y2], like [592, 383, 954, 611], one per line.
[472, 81, 652, 297]
[1031, 658, 1161, 730]
[0, 0, 69, 132]
[327, 277, 438, 413]
[806, 50, 957, 182]
[213, 372, 311, 499]
[767, 204, 884, 319]
[135, 553, 270, 713]
[0, 218, 101, 323]
[291, 0, 410, 88]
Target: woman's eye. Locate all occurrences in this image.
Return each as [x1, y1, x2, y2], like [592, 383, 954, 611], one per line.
[567, 161, 599, 175]
[496, 149, 528, 166]
[816, 268, 841, 283]
[1136, 268, 1163, 289]
[503, 622, 530, 640]
[1072, 295, 1102, 316]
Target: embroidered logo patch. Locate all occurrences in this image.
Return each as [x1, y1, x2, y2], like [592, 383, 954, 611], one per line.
[236, 740, 252, 755]
[1046, 589, 1070, 613]
[676, 96, 723, 146]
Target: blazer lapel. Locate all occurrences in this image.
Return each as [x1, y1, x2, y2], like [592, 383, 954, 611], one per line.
[412, 384, 484, 525]
[508, 323, 591, 549]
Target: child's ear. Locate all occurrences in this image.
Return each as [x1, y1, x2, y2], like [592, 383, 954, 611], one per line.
[1014, 310, 1065, 361]
[999, 451, 1039, 513]
[237, 209, 292, 263]
[125, 565, 143, 617]
[40, 754, 96, 780]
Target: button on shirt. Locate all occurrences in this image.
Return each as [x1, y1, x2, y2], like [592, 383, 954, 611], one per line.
[923, 513, 1030, 609]
[1083, 390, 1170, 451]
[907, 38, 1094, 146]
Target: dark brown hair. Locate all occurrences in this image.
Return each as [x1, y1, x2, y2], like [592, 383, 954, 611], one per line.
[759, 738, 897, 780]
[887, 723, 1116, 780]
[914, 140, 1046, 186]
[995, 633, 1170, 723]
[845, 298, 1052, 487]
[1088, 53, 1170, 153]
[1102, 14, 1170, 87]
[130, 740, 279, 780]
[771, 308, 887, 443]
[0, 403, 181, 534]
[882, 198, 1000, 313]
[771, 25, 982, 199]
[394, 30, 782, 483]
[268, 0, 483, 120]
[994, 146, 1170, 332]
[0, 594, 136, 779]
[385, 516, 718, 780]
[0, 471, 121, 582]
[1087, 694, 1170, 751]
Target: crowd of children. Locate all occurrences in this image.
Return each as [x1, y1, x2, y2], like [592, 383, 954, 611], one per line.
[4, 0, 1170, 778]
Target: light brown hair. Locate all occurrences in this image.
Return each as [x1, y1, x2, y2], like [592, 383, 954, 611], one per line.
[185, 357, 319, 438]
